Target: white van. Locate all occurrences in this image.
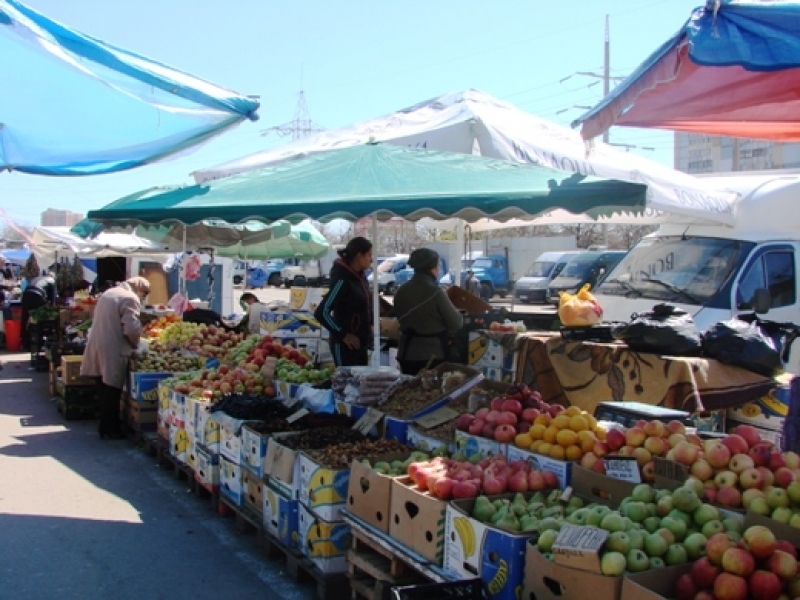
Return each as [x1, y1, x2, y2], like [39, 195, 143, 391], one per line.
[514, 251, 581, 304]
[594, 173, 800, 373]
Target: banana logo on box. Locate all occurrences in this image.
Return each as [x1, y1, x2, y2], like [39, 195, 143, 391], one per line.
[172, 428, 189, 455]
[453, 516, 476, 556]
[468, 336, 488, 364]
[760, 393, 789, 417]
[204, 419, 220, 445]
[290, 288, 307, 310]
[486, 559, 509, 596]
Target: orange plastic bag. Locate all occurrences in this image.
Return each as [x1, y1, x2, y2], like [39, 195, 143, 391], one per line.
[558, 284, 603, 327]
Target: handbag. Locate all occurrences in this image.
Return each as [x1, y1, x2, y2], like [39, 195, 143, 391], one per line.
[614, 303, 703, 356]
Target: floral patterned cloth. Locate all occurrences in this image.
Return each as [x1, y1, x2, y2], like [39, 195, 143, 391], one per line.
[488, 332, 779, 414]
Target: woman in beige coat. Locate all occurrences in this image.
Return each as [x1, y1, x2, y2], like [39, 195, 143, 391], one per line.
[81, 277, 150, 439]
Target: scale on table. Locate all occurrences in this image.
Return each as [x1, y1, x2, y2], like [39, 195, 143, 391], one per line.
[593, 401, 691, 428]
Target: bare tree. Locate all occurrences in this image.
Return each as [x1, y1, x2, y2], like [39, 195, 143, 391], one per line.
[610, 224, 658, 249]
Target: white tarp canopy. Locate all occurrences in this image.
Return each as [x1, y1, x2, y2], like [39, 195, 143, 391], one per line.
[194, 89, 739, 226]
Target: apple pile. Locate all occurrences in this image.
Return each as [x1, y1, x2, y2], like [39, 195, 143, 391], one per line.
[454, 385, 608, 459]
[407, 455, 559, 500]
[470, 490, 585, 533]
[154, 321, 246, 360]
[675, 525, 800, 600]
[229, 334, 311, 369]
[167, 365, 276, 400]
[130, 348, 202, 373]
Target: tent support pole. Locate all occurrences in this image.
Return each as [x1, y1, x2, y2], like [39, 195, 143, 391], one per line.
[181, 226, 187, 296]
[371, 215, 380, 368]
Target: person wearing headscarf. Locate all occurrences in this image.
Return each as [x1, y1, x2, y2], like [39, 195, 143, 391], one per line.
[238, 292, 266, 334]
[81, 277, 150, 439]
[393, 248, 463, 376]
[20, 271, 57, 351]
[314, 237, 373, 366]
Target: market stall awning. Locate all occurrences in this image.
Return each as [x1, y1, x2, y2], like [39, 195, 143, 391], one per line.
[573, 1, 800, 142]
[0, 0, 259, 176]
[212, 222, 331, 261]
[85, 142, 647, 227]
[193, 89, 737, 225]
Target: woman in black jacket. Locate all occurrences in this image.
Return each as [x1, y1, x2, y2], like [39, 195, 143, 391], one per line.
[314, 237, 373, 366]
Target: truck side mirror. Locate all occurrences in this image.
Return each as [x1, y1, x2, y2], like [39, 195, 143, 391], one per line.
[753, 288, 771, 314]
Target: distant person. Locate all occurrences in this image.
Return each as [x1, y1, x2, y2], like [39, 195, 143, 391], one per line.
[465, 269, 481, 297]
[81, 277, 150, 440]
[315, 237, 373, 366]
[239, 292, 266, 334]
[20, 271, 57, 351]
[394, 248, 463, 376]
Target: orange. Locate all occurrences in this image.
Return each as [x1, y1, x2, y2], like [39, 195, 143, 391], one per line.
[585, 414, 598, 430]
[549, 445, 566, 460]
[537, 442, 552, 457]
[568, 415, 590, 432]
[556, 429, 578, 447]
[577, 430, 598, 453]
[566, 445, 583, 461]
[529, 440, 544, 453]
[594, 427, 607, 441]
[543, 425, 559, 444]
[565, 406, 582, 417]
[515, 433, 533, 448]
[552, 415, 570, 430]
[529, 423, 547, 441]
[534, 414, 551, 427]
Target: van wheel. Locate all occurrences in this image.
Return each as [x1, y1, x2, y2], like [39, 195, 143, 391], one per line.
[293, 276, 307, 288]
[480, 283, 492, 301]
[233, 275, 243, 285]
[498, 291, 507, 299]
[268, 273, 281, 287]
[384, 282, 395, 296]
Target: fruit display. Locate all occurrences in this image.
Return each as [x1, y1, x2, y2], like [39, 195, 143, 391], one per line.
[303, 438, 411, 470]
[166, 365, 275, 400]
[407, 455, 559, 500]
[464, 490, 582, 533]
[273, 358, 332, 385]
[674, 524, 800, 600]
[141, 313, 181, 338]
[455, 384, 607, 460]
[153, 321, 246, 359]
[361, 451, 431, 475]
[130, 349, 202, 373]
[379, 368, 474, 419]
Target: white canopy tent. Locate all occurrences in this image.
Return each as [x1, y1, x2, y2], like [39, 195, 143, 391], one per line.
[194, 89, 739, 226]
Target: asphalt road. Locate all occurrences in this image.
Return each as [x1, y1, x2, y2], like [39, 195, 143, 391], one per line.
[0, 352, 316, 600]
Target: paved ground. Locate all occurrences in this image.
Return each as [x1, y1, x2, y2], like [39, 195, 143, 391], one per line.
[0, 351, 316, 600]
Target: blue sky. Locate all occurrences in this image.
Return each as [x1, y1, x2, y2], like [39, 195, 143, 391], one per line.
[2, 0, 701, 228]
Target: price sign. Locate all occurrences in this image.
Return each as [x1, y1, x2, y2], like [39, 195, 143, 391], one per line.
[603, 456, 641, 483]
[414, 407, 459, 430]
[286, 408, 310, 424]
[282, 396, 299, 408]
[353, 407, 384, 435]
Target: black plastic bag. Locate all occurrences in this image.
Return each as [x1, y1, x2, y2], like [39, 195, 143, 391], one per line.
[702, 318, 783, 377]
[614, 303, 703, 356]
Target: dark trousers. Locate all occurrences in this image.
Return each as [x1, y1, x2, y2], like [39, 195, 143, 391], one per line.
[97, 380, 123, 435]
[330, 340, 369, 367]
[20, 288, 47, 351]
[399, 358, 444, 376]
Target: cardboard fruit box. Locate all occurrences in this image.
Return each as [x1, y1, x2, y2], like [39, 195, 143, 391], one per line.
[506, 445, 573, 489]
[345, 457, 404, 533]
[619, 564, 692, 600]
[263, 478, 299, 550]
[569, 464, 638, 509]
[297, 502, 352, 574]
[389, 476, 448, 565]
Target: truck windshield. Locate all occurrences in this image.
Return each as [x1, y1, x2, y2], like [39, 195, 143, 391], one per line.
[525, 261, 555, 278]
[597, 236, 751, 304]
[472, 258, 493, 269]
[560, 256, 599, 279]
[378, 259, 401, 273]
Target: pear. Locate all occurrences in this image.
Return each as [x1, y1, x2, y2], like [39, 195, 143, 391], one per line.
[473, 496, 497, 523]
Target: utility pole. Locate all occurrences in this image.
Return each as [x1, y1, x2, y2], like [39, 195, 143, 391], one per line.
[603, 15, 610, 145]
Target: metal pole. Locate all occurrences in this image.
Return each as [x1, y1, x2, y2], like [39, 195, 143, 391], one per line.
[371, 215, 380, 367]
[602, 14, 610, 246]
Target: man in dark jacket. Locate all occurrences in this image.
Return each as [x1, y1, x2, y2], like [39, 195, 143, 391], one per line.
[21, 272, 56, 351]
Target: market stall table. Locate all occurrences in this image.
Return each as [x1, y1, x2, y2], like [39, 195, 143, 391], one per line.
[489, 331, 780, 414]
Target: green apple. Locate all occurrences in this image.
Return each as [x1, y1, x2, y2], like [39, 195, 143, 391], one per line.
[622, 501, 649, 523]
[660, 516, 687, 542]
[726, 531, 742, 543]
[644, 532, 668, 557]
[567, 508, 590, 526]
[643, 516, 661, 534]
[600, 551, 627, 576]
[750, 497, 772, 516]
[772, 506, 793, 524]
[567, 497, 585, 510]
[600, 513, 627, 533]
[701, 519, 725, 538]
[625, 548, 650, 573]
[655, 488, 672, 502]
[656, 495, 674, 517]
[631, 484, 656, 504]
[668, 509, 693, 528]
[683, 532, 708, 560]
[538, 529, 558, 553]
[787, 481, 800, 505]
[665, 543, 688, 565]
[722, 516, 743, 534]
[537, 517, 562, 533]
[683, 477, 705, 497]
[693, 504, 721, 527]
[672, 487, 701, 514]
[648, 556, 665, 569]
[586, 506, 610, 527]
[627, 528, 645, 551]
[789, 513, 800, 529]
[767, 488, 791, 509]
[606, 531, 631, 554]
[645, 503, 658, 518]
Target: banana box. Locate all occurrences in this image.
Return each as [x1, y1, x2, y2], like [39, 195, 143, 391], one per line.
[241, 465, 264, 519]
[289, 287, 325, 314]
[726, 373, 793, 432]
[263, 433, 301, 498]
[217, 414, 247, 465]
[169, 390, 188, 429]
[169, 422, 190, 464]
[263, 478, 299, 549]
[241, 424, 270, 478]
[389, 477, 447, 565]
[345, 454, 411, 533]
[297, 502, 352, 574]
[195, 443, 220, 487]
[195, 400, 219, 452]
[443, 495, 532, 600]
[184, 396, 197, 440]
[185, 437, 198, 470]
[467, 332, 514, 369]
[454, 431, 508, 462]
[259, 310, 322, 338]
[129, 371, 173, 403]
[157, 382, 172, 439]
[523, 540, 623, 600]
[220, 456, 243, 506]
[506, 445, 571, 489]
[296, 452, 351, 521]
[481, 367, 517, 384]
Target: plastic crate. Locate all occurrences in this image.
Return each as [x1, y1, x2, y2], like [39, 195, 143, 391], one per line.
[392, 579, 488, 600]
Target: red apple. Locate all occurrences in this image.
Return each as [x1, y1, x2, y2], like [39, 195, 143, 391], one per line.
[691, 556, 721, 589]
[729, 453, 755, 474]
[714, 573, 748, 600]
[707, 533, 736, 566]
[675, 573, 698, 600]
[717, 486, 742, 508]
[605, 428, 625, 452]
[722, 547, 756, 577]
[722, 434, 750, 456]
[521, 408, 540, 423]
[743, 525, 776, 559]
[769, 452, 788, 471]
[748, 443, 772, 468]
[501, 398, 523, 416]
[774, 467, 796, 488]
[747, 570, 783, 600]
[734, 424, 762, 448]
[705, 441, 732, 469]
[740, 467, 765, 490]
[490, 397, 505, 412]
[765, 550, 798, 581]
[775, 540, 798, 559]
